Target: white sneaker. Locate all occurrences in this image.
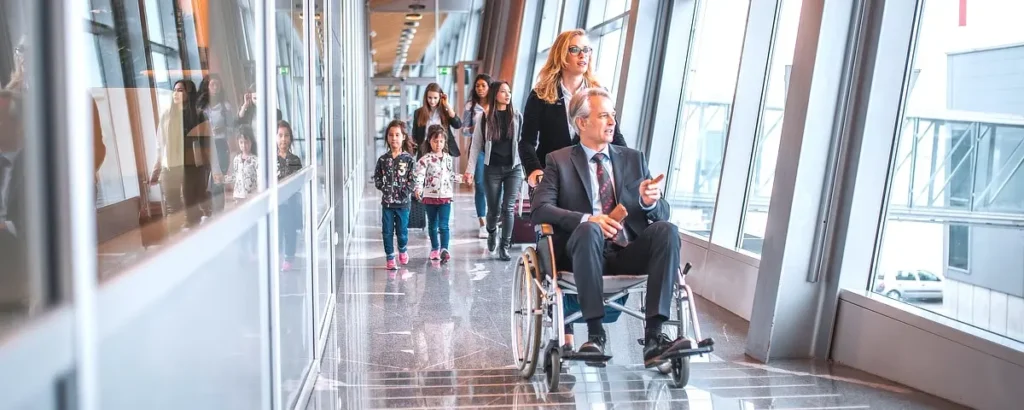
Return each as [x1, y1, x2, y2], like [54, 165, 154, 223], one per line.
[478, 226, 488, 239]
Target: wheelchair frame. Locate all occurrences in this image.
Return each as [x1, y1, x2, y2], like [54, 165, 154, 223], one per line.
[511, 223, 714, 391]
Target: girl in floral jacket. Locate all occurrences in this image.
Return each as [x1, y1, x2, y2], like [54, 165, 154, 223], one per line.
[414, 125, 459, 263]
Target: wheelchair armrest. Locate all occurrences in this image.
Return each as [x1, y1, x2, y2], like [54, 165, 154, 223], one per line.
[534, 223, 555, 237]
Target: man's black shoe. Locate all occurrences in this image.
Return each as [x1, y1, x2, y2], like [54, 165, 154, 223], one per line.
[643, 333, 685, 368]
[578, 334, 606, 357]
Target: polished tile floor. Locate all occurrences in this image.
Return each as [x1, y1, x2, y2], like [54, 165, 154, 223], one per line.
[307, 189, 964, 409]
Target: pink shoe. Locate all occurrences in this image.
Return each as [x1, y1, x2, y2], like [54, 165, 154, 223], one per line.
[398, 252, 410, 265]
[281, 260, 292, 271]
[440, 249, 451, 263]
[386, 259, 397, 270]
[429, 250, 440, 260]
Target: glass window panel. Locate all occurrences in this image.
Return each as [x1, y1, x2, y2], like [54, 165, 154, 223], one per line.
[277, 183, 313, 404]
[316, 222, 332, 333]
[663, 0, 750, 238]
[536, 0, 564, 51]
[86, 1, 261, 282]
[314, 2, 328, 221]
[873, 0, 1024, 343]
[0, 0, 48, 334]
[277, 7, 308, 163]
[98, 225, 263, 407]
[738, 0, 803, 254]
[144, 0, 164, 44]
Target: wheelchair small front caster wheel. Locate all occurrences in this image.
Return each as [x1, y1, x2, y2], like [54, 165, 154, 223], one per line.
[656, 361, 672, 375]
[545, 349, 561, 391]
[670, 357, 690, 388]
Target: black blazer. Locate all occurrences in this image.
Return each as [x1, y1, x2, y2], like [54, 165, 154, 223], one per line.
[412, 112, 463, 158]
[519, 87, 627, 176]
[532, 144, 670, 267]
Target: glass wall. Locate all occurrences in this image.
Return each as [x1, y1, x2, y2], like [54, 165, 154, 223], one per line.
[872, 0, 1024, 343]
[0, 0, 372, 408]
[662, 0, 749, 238]
[739, 0, 802, 254]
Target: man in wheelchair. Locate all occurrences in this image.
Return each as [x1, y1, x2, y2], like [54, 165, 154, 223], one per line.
[531, 87, 688, 367]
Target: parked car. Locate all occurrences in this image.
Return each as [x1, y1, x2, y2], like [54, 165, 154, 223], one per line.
[873, 269, 944, 301]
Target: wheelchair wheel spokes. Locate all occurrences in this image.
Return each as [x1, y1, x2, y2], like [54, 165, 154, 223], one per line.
[511, 248, 543, 378]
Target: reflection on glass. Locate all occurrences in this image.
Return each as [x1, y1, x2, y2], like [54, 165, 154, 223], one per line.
[99, 224, 263, 408]
[0, 1, 42, 334]
[277, 185, 311, 404]
[591, 23, 626, 94]
[277, 5, 308, 162]
[316, 224, 332, 329]
[314, 1, 329, 220]
[85, 1, 261, 281]
[739, 0, 803, 254]
[874, 0, 1024, 343]
[664, 0, 750, 237]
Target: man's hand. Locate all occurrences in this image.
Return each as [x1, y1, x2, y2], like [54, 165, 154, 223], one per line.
[640, 174, 664, 207]
[527, 169, 544, 187]
[588, 214, 623, 239]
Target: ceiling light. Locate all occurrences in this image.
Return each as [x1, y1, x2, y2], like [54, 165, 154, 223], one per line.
[404, 21, 419, 27]
[405, 13, 422, 20]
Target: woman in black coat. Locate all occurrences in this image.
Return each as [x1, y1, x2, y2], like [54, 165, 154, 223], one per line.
[519, 28, 626, 187]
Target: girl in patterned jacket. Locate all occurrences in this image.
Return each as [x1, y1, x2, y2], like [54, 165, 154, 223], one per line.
[374, 120, 417, 269]
[414, 125, 459, 263]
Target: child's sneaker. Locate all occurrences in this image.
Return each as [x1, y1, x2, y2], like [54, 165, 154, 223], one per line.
[386, 258, 397, 270]
[440, 249, 451, 263]
[398, 252, 409, 265]
[429, 250, 440, 260]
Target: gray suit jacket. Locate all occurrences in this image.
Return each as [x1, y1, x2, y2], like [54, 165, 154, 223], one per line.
[532, 144, 670, 262]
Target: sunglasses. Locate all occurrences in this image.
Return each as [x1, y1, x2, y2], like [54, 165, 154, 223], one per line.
[567, 45, 592, 55]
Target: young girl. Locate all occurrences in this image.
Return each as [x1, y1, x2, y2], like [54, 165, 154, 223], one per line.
[224, 125, 258, 204]
[374, 120, 417, 270]
[277, 120, 303, 271]
[414, 125, 458, 263]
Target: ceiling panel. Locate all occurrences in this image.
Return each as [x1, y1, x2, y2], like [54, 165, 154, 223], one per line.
[369, 12, 447, 76]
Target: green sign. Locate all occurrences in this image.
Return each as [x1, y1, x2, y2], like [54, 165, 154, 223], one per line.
[438, 66, 451, 75]
[279, 66, 289, 75]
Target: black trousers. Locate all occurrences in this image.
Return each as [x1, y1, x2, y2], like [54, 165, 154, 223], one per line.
[566, 221, 680, 322]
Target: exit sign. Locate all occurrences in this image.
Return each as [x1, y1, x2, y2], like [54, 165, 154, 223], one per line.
[279, 66, 290, 75]
[438, 66, 451, 75]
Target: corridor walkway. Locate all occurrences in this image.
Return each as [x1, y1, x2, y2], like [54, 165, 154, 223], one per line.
[306, 187, 964, 409]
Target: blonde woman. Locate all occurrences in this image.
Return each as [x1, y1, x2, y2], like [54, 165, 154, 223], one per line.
[519, 29, 626, 187]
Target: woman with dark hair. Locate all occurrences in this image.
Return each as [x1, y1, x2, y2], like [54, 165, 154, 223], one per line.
[519, 29, 626, 188]
[462, 73, 491, 238]
[412, 83, 462, 158]
[198, 74, 255, 211]
[151, 79, 208, 230]
[276, 120, 303, 270]
[465, 80, 523, 261]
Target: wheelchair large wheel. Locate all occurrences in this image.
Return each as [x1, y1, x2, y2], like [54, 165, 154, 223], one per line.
[511, 248, 543, 378]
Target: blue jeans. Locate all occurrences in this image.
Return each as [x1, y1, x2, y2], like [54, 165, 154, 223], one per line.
[474, 151, 487, 218]
[424, 202, 452, 250]
[381, 207, 410, 259]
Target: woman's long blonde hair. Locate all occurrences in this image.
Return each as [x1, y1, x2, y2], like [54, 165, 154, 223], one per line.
[533, 29, 602, 104]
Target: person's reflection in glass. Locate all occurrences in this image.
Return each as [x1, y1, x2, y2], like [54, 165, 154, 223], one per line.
[0, 91, 27, 312]
[276, 120, 302, 270]
[198, 74, 251, 213]
[151, 79, 207, 232]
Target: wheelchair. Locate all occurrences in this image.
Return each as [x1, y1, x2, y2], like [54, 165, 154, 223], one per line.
[511, 223, 715, 391]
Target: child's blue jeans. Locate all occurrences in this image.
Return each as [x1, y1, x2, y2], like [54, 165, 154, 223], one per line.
[381, 206, 410, 259]
[424, 202, 451, 250]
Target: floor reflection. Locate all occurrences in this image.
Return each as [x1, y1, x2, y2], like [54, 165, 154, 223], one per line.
[309, 188, 966, 410]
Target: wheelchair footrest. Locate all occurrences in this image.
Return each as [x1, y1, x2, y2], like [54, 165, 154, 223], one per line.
[662, 338, 715, 359]
[561, 350, 613, 363]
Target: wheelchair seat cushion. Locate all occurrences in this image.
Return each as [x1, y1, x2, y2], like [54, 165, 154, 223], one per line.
[557, 271, 648, 294]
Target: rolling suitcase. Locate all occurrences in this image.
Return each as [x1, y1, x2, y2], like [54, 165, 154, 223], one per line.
[408, 198, 427, 229]
[511, 184, 534, 244]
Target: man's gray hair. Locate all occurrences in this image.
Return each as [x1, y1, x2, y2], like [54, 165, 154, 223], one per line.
[568, 87, 612, 136]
